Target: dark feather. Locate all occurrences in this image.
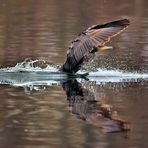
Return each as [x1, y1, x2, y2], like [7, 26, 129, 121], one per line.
[61, 19, 130, 73]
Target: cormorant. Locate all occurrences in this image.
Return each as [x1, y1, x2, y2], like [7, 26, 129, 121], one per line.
[60, 19, 130, 74]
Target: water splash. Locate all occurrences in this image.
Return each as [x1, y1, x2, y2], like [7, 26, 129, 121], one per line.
[80, 68, 148, 84]
[0, 60, 65, 89]
[0, 60, 147, 89]
[0, 59, 59, 72]
[88, 68, 148, 78]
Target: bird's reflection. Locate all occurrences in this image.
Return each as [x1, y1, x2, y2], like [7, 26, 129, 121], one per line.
[62, 78, 130, 133]
[0, 68, 130, 133]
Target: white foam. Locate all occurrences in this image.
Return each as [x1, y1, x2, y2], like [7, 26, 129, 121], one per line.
[79, 68, 148, 84]
[0, 59, 59, 72]
[88, 68, 148, 78]
[0, 60, 147, 87]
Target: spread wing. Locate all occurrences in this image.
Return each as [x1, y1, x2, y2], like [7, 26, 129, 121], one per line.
[61, 19, 130, 73]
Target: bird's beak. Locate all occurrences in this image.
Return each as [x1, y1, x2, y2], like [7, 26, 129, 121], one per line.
[98, 46, 113, 52]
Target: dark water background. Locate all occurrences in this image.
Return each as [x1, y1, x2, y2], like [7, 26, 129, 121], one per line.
[0, 0, 148, 148]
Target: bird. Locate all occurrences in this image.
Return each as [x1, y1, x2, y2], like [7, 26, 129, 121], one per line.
[60, 19, 130, 74]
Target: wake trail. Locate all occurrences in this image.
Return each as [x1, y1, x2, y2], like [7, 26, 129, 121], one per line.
[0, 60, 147, 87]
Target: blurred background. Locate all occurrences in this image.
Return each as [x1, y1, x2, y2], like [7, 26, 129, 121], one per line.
[0, 1, 148, 148]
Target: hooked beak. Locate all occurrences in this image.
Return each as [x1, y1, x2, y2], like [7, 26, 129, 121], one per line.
[98, 46, 113, 52]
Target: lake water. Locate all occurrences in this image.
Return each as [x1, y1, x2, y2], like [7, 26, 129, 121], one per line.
[0, 0, 148, 148]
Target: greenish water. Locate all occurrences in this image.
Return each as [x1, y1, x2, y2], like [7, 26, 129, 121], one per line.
[0, 0, 148, 148]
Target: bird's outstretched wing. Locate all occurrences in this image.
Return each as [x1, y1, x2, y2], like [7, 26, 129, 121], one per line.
[61, 19, 130, 73]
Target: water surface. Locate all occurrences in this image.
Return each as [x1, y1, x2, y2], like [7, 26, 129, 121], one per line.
[0, 1, 148, 148]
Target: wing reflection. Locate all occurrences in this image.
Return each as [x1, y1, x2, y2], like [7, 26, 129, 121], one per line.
[62, 79, 130, 133]
[0, 69, 131, 133]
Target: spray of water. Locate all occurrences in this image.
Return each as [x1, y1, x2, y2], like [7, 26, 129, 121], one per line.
[0, 59, 147, 89]
[0, 59, 59, 72]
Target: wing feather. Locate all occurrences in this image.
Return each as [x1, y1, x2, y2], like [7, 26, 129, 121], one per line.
[61, 19, 130, 73]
